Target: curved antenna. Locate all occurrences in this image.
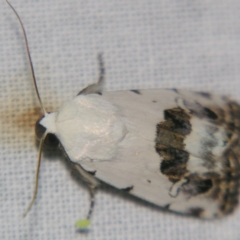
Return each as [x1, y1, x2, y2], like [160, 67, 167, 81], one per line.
[6, 0, 47, 115]
[22, 133, 46, 218]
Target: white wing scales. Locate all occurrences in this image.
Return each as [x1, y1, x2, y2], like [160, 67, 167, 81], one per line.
[49, 89, 240, 219]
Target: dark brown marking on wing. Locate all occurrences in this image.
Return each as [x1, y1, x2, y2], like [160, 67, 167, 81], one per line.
[156, 108, 191, 182]
[171, 88, 179, 93]
[130, 90, 141, 95]
[194, 91, 212, 99]
[182, 176, 213, 195]
[188, 102, 219, 121]
[121, 186, 134, 192]
[203, 107, 218, 120]
[155, 98, 240, 218]
[163, 108, 192, 135]
[188, 207, 204, 217]
[198, 179, 213, 194]
[164, 204, 171, 209]
[87, 170, 97, 176]
[159, 147, 189, 182]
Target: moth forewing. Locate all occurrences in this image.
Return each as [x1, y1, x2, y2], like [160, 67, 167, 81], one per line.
[75, 89, 240, 219]
[40, 87, 240, 219]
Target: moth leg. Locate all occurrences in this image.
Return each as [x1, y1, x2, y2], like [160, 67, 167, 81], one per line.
[71, 163, 99, 220]
[86, 186, 95, 220]
[72, 162, 99, 188]
[169, 178, 188, 197]
[77, 53, 105, 95]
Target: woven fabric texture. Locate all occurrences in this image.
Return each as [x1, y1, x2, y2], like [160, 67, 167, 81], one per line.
[1, 0, 240, 239]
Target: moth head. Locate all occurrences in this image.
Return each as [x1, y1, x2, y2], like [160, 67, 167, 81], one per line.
[35, 113, 59, 148]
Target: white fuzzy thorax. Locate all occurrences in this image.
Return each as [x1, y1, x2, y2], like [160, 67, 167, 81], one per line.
[40, 94, 127, 162]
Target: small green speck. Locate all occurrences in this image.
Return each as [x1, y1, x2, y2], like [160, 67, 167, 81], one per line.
[75, 219, 91, 229]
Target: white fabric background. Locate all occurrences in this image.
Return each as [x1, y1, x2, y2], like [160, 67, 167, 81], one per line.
[1, 0, 240, 239]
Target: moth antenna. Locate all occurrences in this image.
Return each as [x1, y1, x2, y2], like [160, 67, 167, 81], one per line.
[6, 0, 47, 115]
[22, 134, 46, 218]
[97, 52, 105, 84]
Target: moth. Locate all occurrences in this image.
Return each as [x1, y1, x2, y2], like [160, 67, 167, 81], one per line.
[7, 0, 240, 227]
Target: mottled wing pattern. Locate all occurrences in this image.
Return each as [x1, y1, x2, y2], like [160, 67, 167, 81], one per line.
[156, 96, 240, 217]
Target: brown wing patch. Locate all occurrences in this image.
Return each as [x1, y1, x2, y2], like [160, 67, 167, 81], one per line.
[155, 100, 240, 218]
[156, 108, 191, 182]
